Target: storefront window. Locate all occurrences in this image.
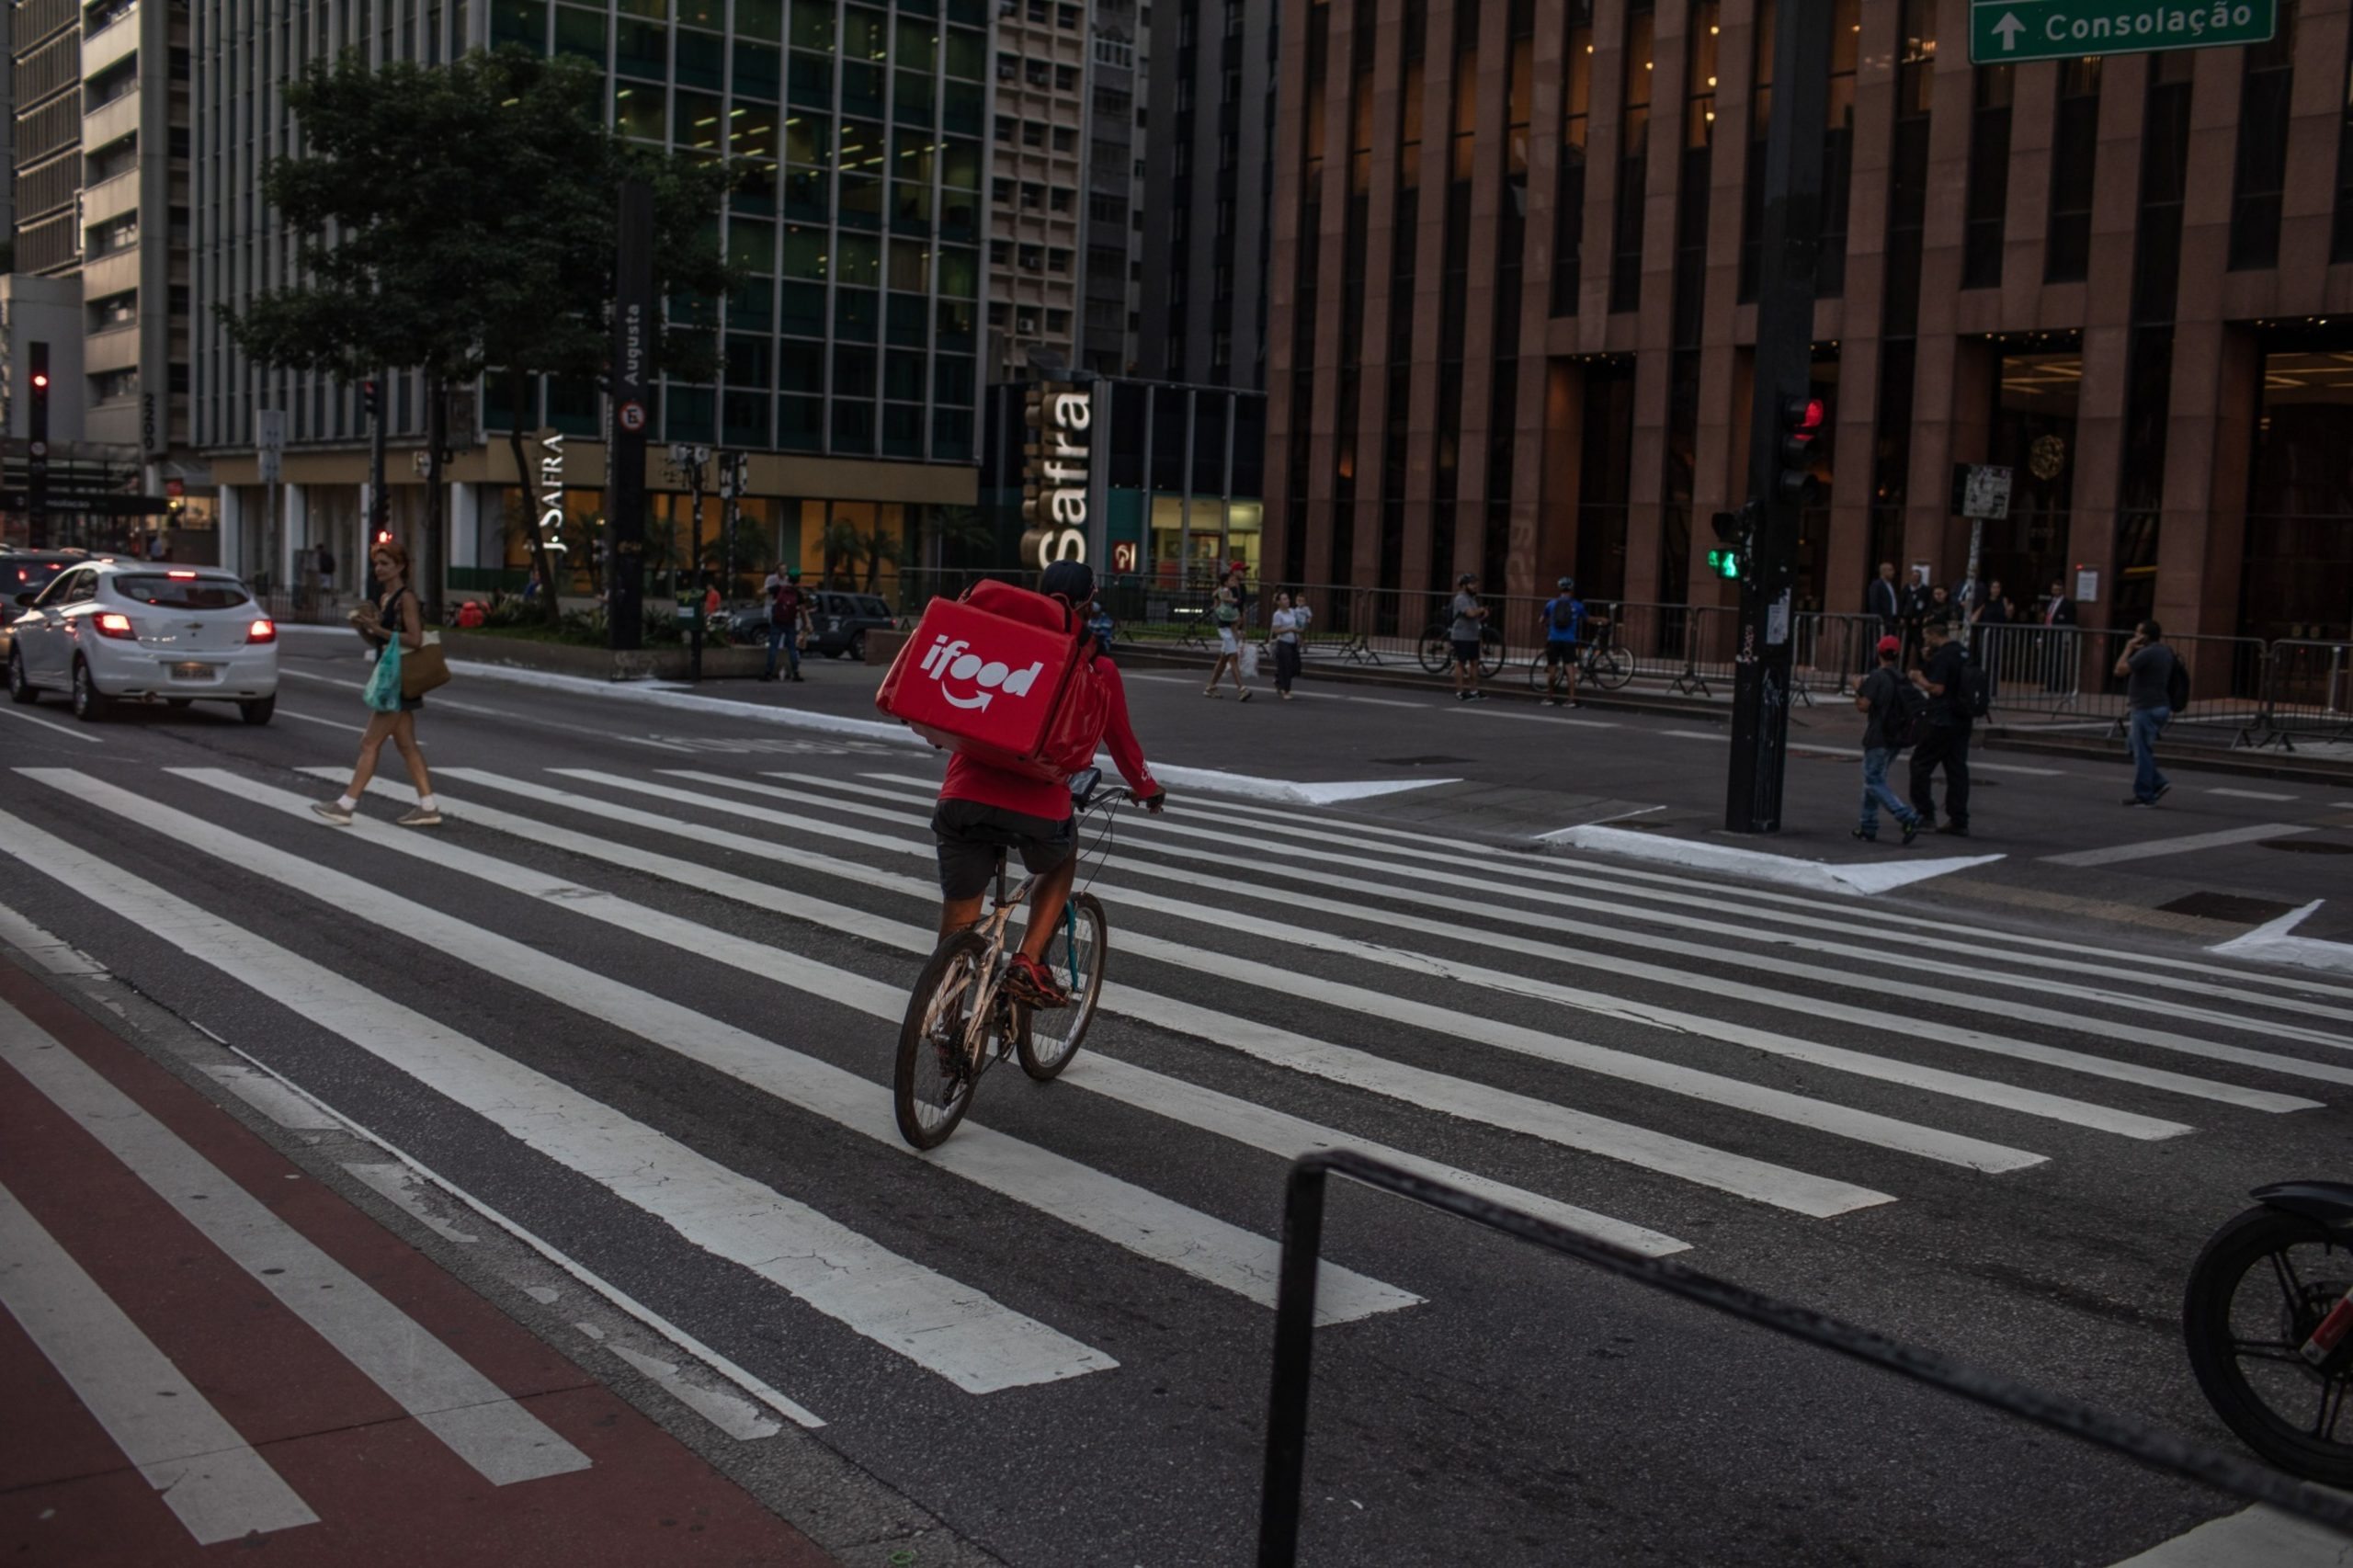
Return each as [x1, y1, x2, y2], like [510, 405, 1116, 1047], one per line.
[2244, 347, 2353, 642]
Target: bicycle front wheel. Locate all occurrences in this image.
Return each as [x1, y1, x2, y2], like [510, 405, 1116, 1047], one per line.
[1018, 893, 1108, 1081]
[1588, 644, 1633, 689]
[894, 930, 990, 1149]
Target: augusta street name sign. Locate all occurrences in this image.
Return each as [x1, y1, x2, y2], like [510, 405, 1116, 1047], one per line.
[1971, 0, 2272, 62]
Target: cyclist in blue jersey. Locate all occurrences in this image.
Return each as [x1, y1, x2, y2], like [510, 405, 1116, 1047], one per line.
[1538, 577, 1606, 708]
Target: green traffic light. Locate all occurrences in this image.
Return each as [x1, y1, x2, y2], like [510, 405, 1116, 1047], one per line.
[1707, 549, 1740, 580]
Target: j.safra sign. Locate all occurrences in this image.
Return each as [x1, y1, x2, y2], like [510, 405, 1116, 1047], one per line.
[1020, 385, 1091, 570]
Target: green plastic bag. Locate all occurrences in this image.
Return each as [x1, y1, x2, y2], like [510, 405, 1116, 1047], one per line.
[362, 638, 404, 712]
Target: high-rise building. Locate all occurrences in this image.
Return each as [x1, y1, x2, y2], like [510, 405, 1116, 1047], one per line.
[985, 0, 1094, 375]
[192, 0, 988, 600]
[1137, 0, 1277, 389]
[1265, 0, 2353, 646]
[8, 0, 191, 473]
[1074, 0, 1140, 377]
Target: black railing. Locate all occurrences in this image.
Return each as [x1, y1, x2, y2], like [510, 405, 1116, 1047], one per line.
[1257, 1150, 2353, 1568]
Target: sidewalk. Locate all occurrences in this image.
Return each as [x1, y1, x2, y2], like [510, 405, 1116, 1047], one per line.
[0, 961, 839, 1568]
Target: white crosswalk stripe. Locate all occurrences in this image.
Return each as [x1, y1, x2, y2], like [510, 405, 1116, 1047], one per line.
[3, 753, 2347, 1452]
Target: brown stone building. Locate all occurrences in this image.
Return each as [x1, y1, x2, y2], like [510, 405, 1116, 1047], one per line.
[1263, 0, 2353, 644]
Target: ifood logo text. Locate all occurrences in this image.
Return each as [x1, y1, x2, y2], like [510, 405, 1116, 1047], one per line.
[918, 636, 1046, 710]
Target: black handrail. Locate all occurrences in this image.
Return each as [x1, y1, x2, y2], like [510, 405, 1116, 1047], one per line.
[1257, 1149, 2353, 1566]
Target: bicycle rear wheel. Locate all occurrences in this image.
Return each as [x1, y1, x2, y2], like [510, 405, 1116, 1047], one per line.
[1587, 644, 1633, 689]
[1018, 893, 1108, 1081]
[1415, 628, 1451, 675]
[894, 930, 990, 1149]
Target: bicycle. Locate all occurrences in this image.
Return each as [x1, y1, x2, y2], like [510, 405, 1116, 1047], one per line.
[892, 769, 1127, 1150]
[1525, 633, 1634, 693]
[1415, 622, 1506, 679]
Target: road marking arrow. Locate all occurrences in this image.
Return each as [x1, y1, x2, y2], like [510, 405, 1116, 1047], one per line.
[1992, 11, 2025, 48]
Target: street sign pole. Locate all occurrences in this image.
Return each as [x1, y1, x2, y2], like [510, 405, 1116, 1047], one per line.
[608, 179, 654, 651]
[1726, 0, 1836, 835]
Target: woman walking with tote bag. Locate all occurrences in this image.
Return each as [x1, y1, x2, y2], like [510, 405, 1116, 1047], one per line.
[313, 538, 444, 827]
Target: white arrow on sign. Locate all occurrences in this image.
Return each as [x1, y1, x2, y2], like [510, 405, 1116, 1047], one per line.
[1992, 11, 2026, 47]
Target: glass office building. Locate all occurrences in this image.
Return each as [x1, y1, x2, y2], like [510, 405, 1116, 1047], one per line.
[193, 0, 988, 597]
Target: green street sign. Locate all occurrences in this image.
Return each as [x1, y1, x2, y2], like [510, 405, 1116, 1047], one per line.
[1969, 0, 2273, 62]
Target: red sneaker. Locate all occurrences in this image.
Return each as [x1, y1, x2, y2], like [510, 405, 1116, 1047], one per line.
[1002, 952, 1071, 1009]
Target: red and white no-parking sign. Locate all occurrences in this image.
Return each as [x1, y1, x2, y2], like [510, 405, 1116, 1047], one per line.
[617, 401, 646, 434]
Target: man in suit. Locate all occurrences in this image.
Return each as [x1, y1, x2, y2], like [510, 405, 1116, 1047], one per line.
[2041, 580, 2076, 628]
[1863, 562, 1903, 677]
[2039, 578, 2078, 691]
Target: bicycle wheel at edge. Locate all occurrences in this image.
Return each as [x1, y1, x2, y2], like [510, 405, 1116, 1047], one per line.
[2182, 1203, 2353, 1486]
[1018, 892, 1108, 1081]
[1588, 644, 1633, 689]
[894, 929, 989, 1149]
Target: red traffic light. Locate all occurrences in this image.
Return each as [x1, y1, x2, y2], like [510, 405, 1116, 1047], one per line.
[28, 372, 48, 391]
[1782, 395, 1825, 433]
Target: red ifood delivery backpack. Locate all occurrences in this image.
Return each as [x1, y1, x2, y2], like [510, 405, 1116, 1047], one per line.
[875, 580, 1110, 783]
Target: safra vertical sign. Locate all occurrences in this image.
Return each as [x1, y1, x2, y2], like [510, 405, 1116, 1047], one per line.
[1020, 381, 1090, 570]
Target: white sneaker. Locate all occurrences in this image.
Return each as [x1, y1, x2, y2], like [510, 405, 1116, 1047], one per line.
[310, 801, 353, 826]
[396, 807, 443, 827]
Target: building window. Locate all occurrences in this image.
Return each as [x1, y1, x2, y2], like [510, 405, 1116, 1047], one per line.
[1050, 187, 1072, 211]
[2046, 59, 2100, 283]
[1059, 4, 1080, 27]
[997, 51, 1017, 80]
[1963, 65, 2013, 290]
[1021, 181, 1044, 208]
[995, 114, 1017, 142]
[993, 176, 1015, 204]
[1026, 59, 1051, 87]
[1047, 309, 1071, 334]
[2230, 1, 2298, 270]
[1816, 0, 1860, 296]
[1552, 0, 1593, 313]
[1609, 0, 1654, 313]
[1048, 247, 1071, 272]
[990, 239, 1011, 265]
[1019, 244, 1044, 269]
[1055, 63, 1079, 91]
[1052, 125, 1077, 151]
[2336, 35, 2353, 263]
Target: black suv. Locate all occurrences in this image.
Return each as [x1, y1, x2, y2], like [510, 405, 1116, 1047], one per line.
[805, 591, 898, 661]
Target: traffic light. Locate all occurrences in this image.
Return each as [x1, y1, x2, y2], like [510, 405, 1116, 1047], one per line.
[361, 380, 381, 419]
[1708, 506, 1752, 580]
[1776, 394, 1826, 503]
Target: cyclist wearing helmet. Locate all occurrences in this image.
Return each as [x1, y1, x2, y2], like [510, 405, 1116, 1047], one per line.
[1538, 576, 1606, 708]
[931, 559, 1165, 1007]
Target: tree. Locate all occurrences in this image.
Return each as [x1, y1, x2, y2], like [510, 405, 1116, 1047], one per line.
[219, 47, 735, 621]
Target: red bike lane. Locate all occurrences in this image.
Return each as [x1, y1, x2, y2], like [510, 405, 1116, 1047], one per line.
[0, 962, 840, 1568]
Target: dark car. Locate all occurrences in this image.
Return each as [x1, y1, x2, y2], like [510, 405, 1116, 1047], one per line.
[807, 592, 897, 661]
[0, 551, 93, 660]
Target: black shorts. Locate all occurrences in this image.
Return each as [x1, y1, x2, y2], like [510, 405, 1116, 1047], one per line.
[932, 799, 1075, 901]
[1451, 638, 1483, 667]
[1544, 642, 1580, 666]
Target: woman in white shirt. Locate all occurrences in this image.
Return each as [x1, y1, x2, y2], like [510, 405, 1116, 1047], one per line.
[1268, 590, 1302, 700]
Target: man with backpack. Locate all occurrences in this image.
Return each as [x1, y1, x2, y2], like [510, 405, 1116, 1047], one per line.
[2115, 619, 2186, 807]
[1909, 616, 1984, 836]
[1538, 576, 1608, 708]
[1854, 635, 1924, 845]
[761, 564, 811, 682]
[930, 560, 1165, 1006]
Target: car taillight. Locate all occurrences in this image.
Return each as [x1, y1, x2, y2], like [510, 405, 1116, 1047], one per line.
[246, 618, 277, 644]
[95, 612, 136, 640]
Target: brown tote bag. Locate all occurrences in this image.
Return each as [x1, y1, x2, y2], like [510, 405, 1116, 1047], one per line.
[401, 631, 452, 699]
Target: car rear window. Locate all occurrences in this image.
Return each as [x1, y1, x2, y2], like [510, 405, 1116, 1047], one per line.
[112, 574, 251, 610]
[4, 560, 74, 589]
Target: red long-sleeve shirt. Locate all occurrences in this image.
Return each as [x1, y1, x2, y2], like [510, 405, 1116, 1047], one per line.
[939, 652, 1157, 819]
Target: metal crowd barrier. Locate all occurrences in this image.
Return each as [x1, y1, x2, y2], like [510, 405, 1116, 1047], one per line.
[1256, 1149, 2353, 1568]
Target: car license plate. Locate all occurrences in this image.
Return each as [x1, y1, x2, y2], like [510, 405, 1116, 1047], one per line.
[170, 662, 219, 681]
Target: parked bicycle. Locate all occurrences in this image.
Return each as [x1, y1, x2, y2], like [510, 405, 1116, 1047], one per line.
[1523, 634, 1635, 693]
[1415, 622, 1506, 679]
[892, 767, 1127, 1150]
[2182, 1181, 2353, 1485]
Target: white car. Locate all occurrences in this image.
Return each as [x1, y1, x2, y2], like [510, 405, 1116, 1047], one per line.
[6, 560, 278, 724]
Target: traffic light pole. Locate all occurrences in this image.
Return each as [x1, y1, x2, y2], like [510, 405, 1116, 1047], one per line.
[26, 342, 50, 551]
[1725, 0, 1836, 835]
[366, 373, 389, 545]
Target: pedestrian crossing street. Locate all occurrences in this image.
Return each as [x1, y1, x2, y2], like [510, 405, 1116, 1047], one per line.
[5, 756, 2352, 1436]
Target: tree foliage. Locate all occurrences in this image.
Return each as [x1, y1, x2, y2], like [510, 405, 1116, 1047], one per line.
[219, 45, 738, 615]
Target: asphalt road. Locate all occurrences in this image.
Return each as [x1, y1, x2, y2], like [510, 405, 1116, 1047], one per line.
[1, 629, 2348, 1567]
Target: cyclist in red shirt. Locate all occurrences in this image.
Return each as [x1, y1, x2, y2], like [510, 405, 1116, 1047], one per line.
[932, 560, 1165, 1006]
